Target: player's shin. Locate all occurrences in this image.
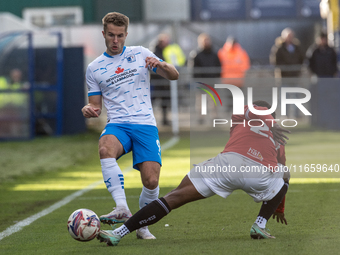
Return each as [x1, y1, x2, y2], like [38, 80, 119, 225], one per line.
[101, 158, 129, 210]
[139, 185, 160, 209]
[113, 197, 171, 238]
[255, 182, 288, 228]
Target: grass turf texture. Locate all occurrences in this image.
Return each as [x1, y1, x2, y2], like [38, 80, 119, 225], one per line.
[0, 130, 340, 254]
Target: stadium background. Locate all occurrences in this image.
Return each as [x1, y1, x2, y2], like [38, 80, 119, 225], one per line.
[0, 0, 339, 140]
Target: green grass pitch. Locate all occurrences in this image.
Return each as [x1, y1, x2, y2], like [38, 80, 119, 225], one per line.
[0, 130, 340, 254]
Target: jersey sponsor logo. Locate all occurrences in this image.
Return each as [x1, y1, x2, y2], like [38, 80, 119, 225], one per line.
[247, 147, 263, 161]
[115, 67, 124, 74]
[106, 69, 138, 86]
[126, 54, 136, 63]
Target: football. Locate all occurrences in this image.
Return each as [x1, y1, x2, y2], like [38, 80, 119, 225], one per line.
[67, 208, 101, 241]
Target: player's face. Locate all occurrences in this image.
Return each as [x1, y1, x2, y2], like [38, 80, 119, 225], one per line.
[102, 24, 128, 56]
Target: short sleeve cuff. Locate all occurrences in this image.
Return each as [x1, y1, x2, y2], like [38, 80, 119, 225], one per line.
[152, 59, 164, 73]
[88, 91, 102, 96]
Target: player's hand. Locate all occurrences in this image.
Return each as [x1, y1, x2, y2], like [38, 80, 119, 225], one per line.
[272, 212, 287, 225]
[145, 57, 164, 69]
[271, 123, 290, 146]
[82, 105, 101, 118]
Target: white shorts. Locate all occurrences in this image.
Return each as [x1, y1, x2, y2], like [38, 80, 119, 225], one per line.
[188, 152, 285, 202]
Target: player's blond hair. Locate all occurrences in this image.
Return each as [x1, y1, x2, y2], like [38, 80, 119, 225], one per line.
[102, 12, 129, 32]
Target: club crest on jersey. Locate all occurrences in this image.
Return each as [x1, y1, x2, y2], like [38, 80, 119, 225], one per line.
[126, 54, 136, 63]
[247, 147, 263, 161]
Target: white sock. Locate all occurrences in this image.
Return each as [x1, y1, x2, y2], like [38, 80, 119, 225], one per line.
[139, 185, 159, 209]
[101, 158, 129, 210]
[255, 216, 267, 229]
[113, 224, 130, 238]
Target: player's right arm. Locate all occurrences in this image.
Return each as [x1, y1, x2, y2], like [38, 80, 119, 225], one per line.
[273, 210, 287, 225]
[83, 64, 102, 118]
[273, 144, 289, 225]
[82, 95, 102, 118]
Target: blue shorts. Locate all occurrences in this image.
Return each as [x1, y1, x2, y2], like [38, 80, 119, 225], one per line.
[100, 123, 161, 170]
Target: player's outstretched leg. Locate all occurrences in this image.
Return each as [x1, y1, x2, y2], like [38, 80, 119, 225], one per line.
[97, 197, 171, 246]
[251, 182, 289, 239]
[97, 175, 205, 246]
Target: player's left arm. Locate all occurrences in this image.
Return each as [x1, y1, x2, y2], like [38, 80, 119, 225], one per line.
[145, 57, 179, 80]
[273, 209, 287, 225]
[273, 193, 287, 225]
[273, 145, 288, 225]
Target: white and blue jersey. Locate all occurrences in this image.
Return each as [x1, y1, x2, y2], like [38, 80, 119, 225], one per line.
[86, 46, 162, 126]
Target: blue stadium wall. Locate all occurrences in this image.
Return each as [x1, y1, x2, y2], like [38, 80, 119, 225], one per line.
[1, 46, 87, 136]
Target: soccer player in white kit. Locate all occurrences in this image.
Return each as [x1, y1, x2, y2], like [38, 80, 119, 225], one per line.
[81, 12, 179, 239]
[96, 100, 291, 246]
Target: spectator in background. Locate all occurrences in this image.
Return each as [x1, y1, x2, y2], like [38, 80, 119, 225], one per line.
[270, 28, 304, 78]
[189, 33, 221, 125]
[218, 36, 250, 88]
[218, 36, 250, 112]
[153, 34, 168, 61]
[188, 33, 221, 78]
[0, 68, 28, 90]
[270, 28, 305, 118]
[8, 69, 23, 88]
[307, 32, 338, 77]
[162, 34, 186, 68]
[0, 68, 29, 137]
[151, 34, 185, 126]
[0, 68, 29, 108]
[151, 34, 170, 125]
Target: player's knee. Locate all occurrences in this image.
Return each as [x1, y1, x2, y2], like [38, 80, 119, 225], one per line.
[143, 177, 159, 190]
[99, 145, 113, 158]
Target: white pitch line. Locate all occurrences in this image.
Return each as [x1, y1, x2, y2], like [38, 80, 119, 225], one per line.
[161, 136, 180, 151]
[0, 180, 102, 241]
[0, 136, 180, 241]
